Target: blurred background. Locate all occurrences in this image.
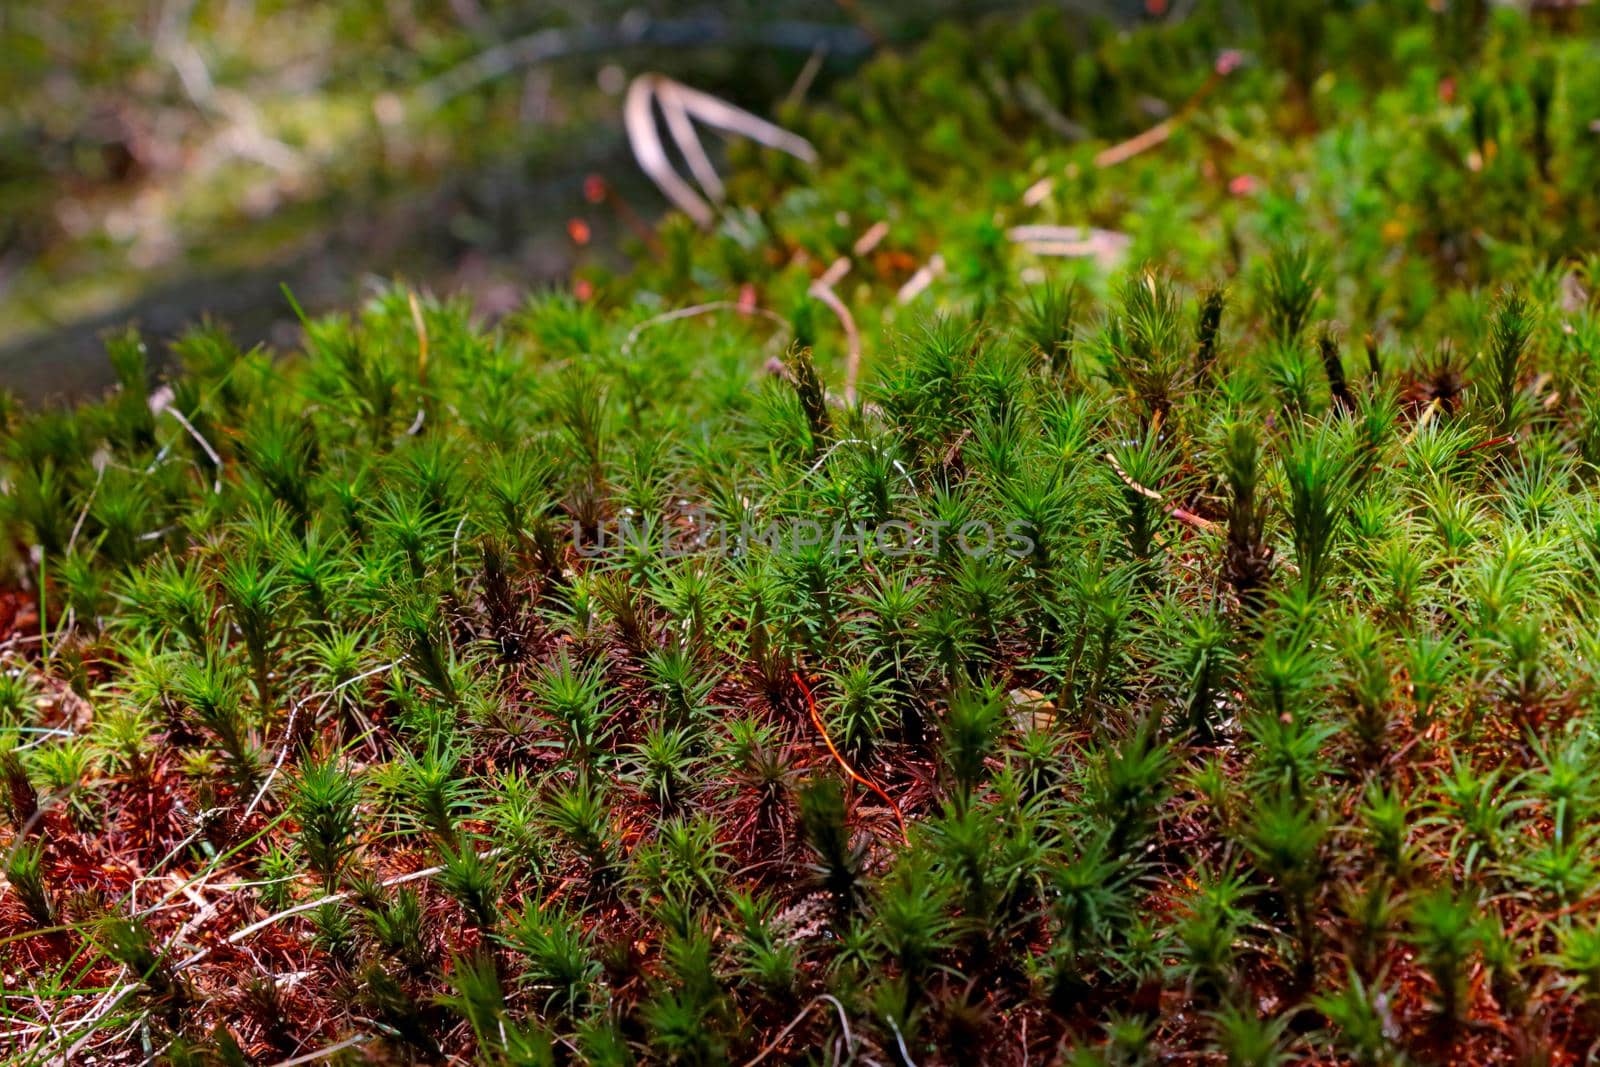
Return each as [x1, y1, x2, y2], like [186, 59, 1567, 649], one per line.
[0, 1, 1160, 402]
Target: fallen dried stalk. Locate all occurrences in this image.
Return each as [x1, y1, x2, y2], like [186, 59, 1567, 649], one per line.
[1460, 432, 1518, 455]
[65, 459, 108, 554]
[807, 279, 862, 405]
[56, 983, 141, 1065]
[1403, 399, 1441, 445]
[818, 255, 852, 289]
[1021, 177, 1055, 207]
[408, 289, 428, 385]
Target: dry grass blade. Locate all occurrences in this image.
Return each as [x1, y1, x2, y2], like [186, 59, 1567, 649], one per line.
[238, 661, 396, 824]
[1008, 225, 1131, 270]
[852, 221, 889, 257]
[267, 1035, 370, 1066]
[621, 300, 792, 358]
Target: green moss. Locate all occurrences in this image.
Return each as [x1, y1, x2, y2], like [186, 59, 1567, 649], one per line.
[6, 3, 1600, 1062]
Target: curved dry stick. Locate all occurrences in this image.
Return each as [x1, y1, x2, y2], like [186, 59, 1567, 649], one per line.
[885, 1013, 918, 1067]
[807, 279, 862, 406]
[793, 671, 909, 845]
